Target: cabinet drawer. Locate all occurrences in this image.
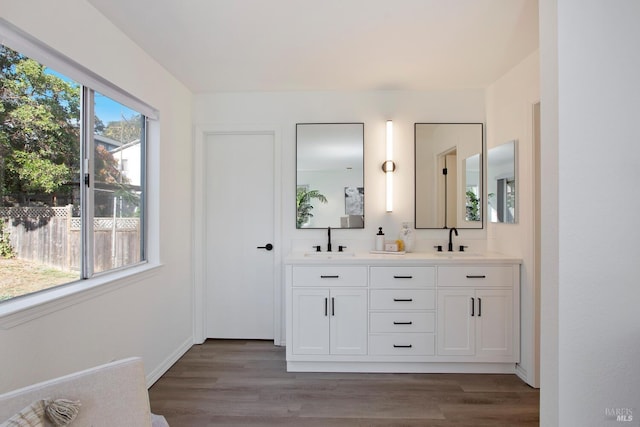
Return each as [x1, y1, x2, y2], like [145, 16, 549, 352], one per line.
[369, 333, 435, 355]
[437, 266, 514, 287]
[370, 290, 435, 310]
[292, 266, 367, 287]
[370, 266, 435, 288]
[370, 312, 435, 333]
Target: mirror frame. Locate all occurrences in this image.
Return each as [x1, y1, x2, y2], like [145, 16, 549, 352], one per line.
[295, 122, 365, 229]
[414, 122, 484, 229]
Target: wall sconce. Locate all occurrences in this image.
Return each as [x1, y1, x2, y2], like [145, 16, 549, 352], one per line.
[382, 120, 396, 212]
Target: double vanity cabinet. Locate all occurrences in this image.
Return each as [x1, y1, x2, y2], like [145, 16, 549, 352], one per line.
[285, 253, 520, 373]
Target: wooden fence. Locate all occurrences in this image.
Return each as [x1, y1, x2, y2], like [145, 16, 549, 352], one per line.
[0, 206, 140, 272]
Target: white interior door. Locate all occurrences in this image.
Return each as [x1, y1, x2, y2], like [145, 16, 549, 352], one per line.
[205, 132, 275, 339]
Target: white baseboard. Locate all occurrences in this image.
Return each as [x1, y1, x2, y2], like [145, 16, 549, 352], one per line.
[145, 337, 193, 388]
[516, 363, 539, 388]
[287, 361, 517, 374]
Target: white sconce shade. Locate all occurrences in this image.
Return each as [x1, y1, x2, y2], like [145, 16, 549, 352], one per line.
[384, 120, 395, 212]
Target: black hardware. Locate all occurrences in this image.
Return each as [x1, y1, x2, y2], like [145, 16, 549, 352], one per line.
[466, 275, 486, 279]
[327, 226, 332, 252]
[471, 297, 475, 316]
[257, 243, 273, 251]
[324, 298, 328, 316]
[393, 344, 413, 348]
[442, 167, 448, 175]
[448, 227, 458, 252]
[331, 297, 335, 316]
[459, 245, 468, 252]
[338, 245, 347, 252]
[84, 173, 90, 186]
[393, 275, 413, 279]
[313, 245, 321, 252]
[320, 275, 339, 279]
[434, 245, 443, 252]
[478, 298, 482, 317]
[393, 321, 413, 325]
[393, 298, 413, 302]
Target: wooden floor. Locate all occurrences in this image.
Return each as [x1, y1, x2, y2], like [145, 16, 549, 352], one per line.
[149, 340, 539, 426]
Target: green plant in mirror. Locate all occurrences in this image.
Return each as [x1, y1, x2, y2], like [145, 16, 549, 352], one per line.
[296, 188, 327, 228]
[465, 189, 480, 222]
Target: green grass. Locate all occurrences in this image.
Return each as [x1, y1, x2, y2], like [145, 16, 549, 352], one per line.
[0, 258, 78, 302]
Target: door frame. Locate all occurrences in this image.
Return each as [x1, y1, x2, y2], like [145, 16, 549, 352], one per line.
[193, 124, 283, 345]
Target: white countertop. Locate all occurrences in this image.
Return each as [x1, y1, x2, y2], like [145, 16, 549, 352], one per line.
[285, 251, 522, 265]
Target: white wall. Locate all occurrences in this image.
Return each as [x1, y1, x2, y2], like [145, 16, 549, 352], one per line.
[485, 51, 540, 387]
[194, 90, 488, 344]
[194, 90, 487, 257]
[540, 1, 640, 425]
[0, 0, 194, 392]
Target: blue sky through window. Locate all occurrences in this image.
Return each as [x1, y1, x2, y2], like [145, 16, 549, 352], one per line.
[43, 68, 137, 124]
[95, 92, 137, 125]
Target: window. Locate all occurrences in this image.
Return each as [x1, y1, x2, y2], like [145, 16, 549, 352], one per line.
[1, 43, 148, 302]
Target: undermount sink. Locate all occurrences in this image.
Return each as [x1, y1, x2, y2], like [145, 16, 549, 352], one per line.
[304, 251, 355, 258]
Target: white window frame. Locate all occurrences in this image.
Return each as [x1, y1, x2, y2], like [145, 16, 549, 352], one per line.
[0, 19, 161, 328]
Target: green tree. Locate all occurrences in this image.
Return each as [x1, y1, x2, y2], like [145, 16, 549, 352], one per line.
[100, 114, 142, 145]
[0, 45, 128, 206]
[0, 220, 14, 258]
[1, 45, 80, 204]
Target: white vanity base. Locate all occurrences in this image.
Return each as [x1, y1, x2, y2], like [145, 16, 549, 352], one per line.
[287, 361, 517, 374]
[285, 253, 522, 375]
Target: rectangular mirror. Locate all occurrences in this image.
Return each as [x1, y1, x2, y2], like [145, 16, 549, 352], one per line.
[296, 123, 364, 229]
[415, 123, 483, 229]
[488, 140, 517, 224]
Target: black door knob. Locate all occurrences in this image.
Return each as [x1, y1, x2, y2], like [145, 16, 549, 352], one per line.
[257, 243, 273, 251]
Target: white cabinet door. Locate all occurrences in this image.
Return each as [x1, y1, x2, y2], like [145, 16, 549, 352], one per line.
[437, 289, 475, 356]
[475, 289, 513, 358]
[292, 289, 329, 355]
[292, 288, 366, 355]
[438, 288, 514, 359]
[330, 289, 368, 355]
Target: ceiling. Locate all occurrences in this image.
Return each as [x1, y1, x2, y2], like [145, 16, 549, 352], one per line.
[87, 0, 539, 93]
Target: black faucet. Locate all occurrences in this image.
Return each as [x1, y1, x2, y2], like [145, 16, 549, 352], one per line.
[327, 226, 332, 252]
[448, 227, 458, 252]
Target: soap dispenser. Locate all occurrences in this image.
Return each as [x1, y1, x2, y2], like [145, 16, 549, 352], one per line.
[375, 227, 385, 251]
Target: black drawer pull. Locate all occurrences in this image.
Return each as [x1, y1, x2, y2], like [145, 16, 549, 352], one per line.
[466, 275, 486, 279]
[478, 297, 482, 317]
[320, 275, 340, 279]
[324, 298, 328, 316]
[393, 344, 413, 348]
[393, 321, 413, 325]
[393, 298, 413, 302]
[331, 297, 335, 316]
[393, 275, 413, 279]
[471, 297, 475, 316]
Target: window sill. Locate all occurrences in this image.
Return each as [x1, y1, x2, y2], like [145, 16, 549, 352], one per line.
[0, 263, 163, 329]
